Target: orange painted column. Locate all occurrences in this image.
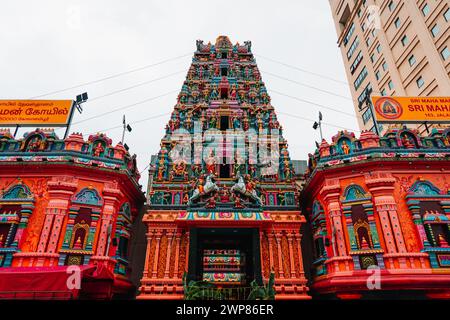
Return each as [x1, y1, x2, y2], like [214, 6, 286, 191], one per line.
[152, 231, 162, 278]
[328, 201, 348, 257]
[276, 232, 284, 278]
[287, 232, 296, 278]
[35, 177, 77, 266]
[267, 232, 275, 272]
[95, 186, 121, 258]
[173, 230, 181, 278]
[366, 173, 408, 254]
[294, 232, 305, 277]
[143, 230, 154, 278]
[164, 230, 174, 278]
[184, 230, 190, 274]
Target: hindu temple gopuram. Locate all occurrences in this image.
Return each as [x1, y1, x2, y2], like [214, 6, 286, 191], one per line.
[302, 127, 450, 299]
[0, 128, 145, 299]
[138, 36, 310, 300]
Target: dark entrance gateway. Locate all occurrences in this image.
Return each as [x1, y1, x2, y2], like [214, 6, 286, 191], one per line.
[187, 228, 262, 286]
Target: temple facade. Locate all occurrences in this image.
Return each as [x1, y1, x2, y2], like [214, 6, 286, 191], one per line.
[0, 128, 145, 299]
[138, 36, 310, 300]
[302, 127, 450, 299]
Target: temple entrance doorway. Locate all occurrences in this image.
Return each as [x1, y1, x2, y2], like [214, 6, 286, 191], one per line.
[187, 227, 262, 298]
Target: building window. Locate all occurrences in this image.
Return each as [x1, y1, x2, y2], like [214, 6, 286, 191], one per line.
[358, 83, 373, 104]
[376, 44, 382, 53]
[394, 17, 401, 29]
[388, 1, 395, 12]
[354, 67, 368, 90]
[401, 35, 409, 46]
[375, 70, 381, 80]
[347, 37, 360, 59]
[417, 76, 425, 88]
[382, 62, 388, 71]
[422, 4, 430, 16]
[381, 88, 387, 96]
[444, 8, 450, 22]
[370, 54, 375, 63]
[409, 55, 416, 66]
[388, 80, 394, 90]
[431, 24, 440, 37]
[350, 51, 363, 75]
[362, 108, 373, 124]
[441, 47, 450, 60]
[344, 23, 356, 46]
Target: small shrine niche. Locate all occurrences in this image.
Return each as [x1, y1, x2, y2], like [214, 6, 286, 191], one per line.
[338, 137, 353, 155]
[0, 183, 34, 266]
[92, 140, 106, 157]
[70, 208, 92, 251]
[419, 200, 449, 248]
[22, 134, 45, 152]
[399, 130, 419, 149]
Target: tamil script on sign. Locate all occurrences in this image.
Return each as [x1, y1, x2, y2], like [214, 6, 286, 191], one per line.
[0, 100, 74, 126]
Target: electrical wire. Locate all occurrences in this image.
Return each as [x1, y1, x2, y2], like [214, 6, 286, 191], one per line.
[261, 70, 353, 101]
[28, 52, 192, 99]
[255, 54, 349, 85]
[88, 70, 186, 102]
[70, 90, 178, 127]
[269, 89, 357, 118]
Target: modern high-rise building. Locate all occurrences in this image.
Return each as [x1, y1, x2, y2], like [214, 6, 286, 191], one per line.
[329, 0, 450, 133]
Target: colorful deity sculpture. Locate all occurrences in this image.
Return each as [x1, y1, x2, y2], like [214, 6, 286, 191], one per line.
[140, 37, 309, 300]
[210, 85, 219, 100]
[341, 140, 351, 155]
[93, 142, 104, 157]
[205, 150, 217, 175]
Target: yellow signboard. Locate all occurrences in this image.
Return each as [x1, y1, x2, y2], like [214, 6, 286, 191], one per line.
[371, 96, 450, 123]
[0, 100, 74, 126]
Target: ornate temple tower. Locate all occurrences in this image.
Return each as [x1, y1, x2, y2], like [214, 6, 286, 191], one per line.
[138, 36, 310, 300]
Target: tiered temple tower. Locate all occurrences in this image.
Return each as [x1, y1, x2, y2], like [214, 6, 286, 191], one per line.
[138, 36, 310, 300]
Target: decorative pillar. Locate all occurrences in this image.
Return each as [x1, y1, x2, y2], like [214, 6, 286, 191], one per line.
[36, 177, 77, 265]
[267, 231, 275, 272]
[328, 201, 348, 256]
[95, 185, 121, 257]
[276, 231, 284, 278]
[373, 195, 407, 253]
[294, 232, 305, 277]
[173, 230, 182, 278]
[366, 172, 407, 253]
[287, 232, 296, 278]
[164, 230, 174, 278]
[143, 230, 154, 278]
[152, 230, 162, 278]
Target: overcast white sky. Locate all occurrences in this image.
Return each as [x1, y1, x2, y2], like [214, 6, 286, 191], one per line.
[0, 0, 359, 190]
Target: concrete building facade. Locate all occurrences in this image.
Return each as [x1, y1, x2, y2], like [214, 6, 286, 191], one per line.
[329, 0, 450, 133]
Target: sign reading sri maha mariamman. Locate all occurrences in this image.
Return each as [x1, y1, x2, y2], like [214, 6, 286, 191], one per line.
[0, 100, 74, 126]
[372, 96, 450, 123]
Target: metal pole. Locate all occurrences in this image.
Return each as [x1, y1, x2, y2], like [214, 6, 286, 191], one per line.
[64, 101, 77, 139]
[121, 115, 126, 144]
[424, 122, 430, 134]
[367, 97, 380, 136]
[13, 125, 19, 138]
[319, 119, 323, 141]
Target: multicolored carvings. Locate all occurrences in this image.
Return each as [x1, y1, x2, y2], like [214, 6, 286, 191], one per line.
[0, 128, 144, 299]
[302, 127, 450, 299]
[139, 36, 309, 300]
